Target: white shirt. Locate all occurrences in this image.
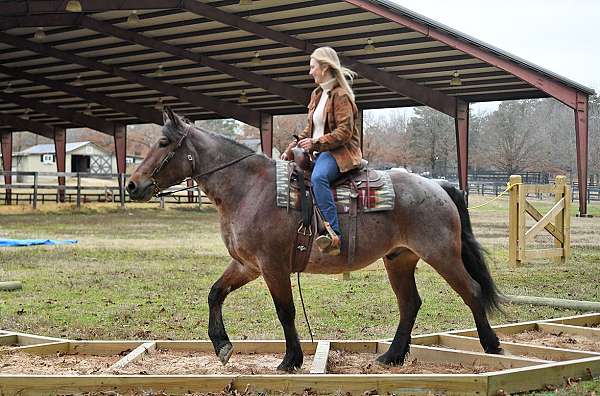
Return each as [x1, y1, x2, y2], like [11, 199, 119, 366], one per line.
[312, 78, 337, 141]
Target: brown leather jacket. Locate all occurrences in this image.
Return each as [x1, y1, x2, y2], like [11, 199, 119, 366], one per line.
[285, 85, 362, 173]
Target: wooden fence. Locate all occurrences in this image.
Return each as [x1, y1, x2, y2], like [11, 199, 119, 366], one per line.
[508, 175, 571, 266]
[0, 171, 205, 209]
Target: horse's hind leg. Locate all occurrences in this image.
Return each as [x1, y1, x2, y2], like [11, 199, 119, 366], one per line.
[208, 259, 259, 365]
[430, 256, 502, 354]
[376, 248, 421, 366]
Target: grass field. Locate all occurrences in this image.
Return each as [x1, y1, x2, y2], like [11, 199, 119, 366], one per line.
[1, 195, 599, 395]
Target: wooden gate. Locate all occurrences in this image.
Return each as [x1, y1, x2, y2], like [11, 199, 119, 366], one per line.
[508, 175, 571, 266]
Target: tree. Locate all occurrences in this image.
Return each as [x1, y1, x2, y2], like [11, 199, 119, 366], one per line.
[363, 109, 413, 168]
[195, 119, 238, 136]
[479, 100, 545, 174]
[407, 107, 455, 177]
[273, 114, 307, 154]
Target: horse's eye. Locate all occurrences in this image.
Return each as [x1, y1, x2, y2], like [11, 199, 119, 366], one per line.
[158, 137, 170, 147]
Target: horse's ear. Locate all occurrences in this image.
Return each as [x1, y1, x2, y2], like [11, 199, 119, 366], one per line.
[163, 106, 182, 129]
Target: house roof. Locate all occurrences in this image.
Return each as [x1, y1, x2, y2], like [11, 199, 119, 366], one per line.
[15, 141, 99, 155]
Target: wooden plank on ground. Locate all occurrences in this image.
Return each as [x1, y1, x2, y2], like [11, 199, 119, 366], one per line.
[15, 333, 66, 346]
[438, 334, 598, 361]
[487, 355, 600, 396]
[70, 341, 146, 356]
[0, 334, 17, 346]
[155, 340, 318, 354]
[449, 322, 538, 337]
[537, 323, 600, 340]
[0, 374, 488, 396]
[15, 341, 70, 355]
[310, 341, 330, 374]
[377, 344, 542, 370]
[110, 342, 156, 371]
[543, 313, 600, 327]
[330, 340, 378, 353]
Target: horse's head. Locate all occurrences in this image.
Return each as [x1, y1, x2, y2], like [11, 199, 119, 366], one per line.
[127, 108, 195, 201]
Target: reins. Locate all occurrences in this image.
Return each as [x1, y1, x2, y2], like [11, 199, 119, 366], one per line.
[150, 123, 256, 197]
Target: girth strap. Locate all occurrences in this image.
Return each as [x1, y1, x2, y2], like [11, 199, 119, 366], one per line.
[290, 168, 314, 273]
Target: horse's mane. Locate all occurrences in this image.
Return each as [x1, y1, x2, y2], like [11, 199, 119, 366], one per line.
[162, 119, 254, 156]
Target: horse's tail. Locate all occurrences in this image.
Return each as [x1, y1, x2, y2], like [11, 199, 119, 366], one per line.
[438, 182, 502, 314]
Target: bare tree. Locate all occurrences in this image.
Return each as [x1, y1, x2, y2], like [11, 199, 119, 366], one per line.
[407, 107, 455, 177]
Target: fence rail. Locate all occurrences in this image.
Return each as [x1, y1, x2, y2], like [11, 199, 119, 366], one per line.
[0, 171, 206, 208]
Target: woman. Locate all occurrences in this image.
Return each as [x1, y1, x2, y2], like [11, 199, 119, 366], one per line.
[282, 47, 362, 256]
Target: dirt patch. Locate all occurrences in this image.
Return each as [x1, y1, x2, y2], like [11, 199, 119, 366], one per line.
[113, 349, 314, 375]
[326, 350, 490, 374]
[0, 351, 120, 374]
[501, 330, 600, 352]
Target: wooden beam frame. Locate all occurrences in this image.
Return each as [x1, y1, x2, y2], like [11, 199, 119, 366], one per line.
[0, 32, 260, 127]
[0, 92, 116, 136]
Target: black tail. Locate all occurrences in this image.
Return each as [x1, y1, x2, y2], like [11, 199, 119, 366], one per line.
[439, 182, 502, 313]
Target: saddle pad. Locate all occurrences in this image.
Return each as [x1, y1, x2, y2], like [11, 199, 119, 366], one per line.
[275, 160, 395, 213]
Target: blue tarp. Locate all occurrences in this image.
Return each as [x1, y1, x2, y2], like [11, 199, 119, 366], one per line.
[0, 239, 78, 247]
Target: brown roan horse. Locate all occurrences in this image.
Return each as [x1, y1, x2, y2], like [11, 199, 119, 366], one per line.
[127, 108, 504, 372]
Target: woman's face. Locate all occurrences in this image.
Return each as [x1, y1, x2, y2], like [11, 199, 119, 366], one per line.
[309, 58, 331, 84]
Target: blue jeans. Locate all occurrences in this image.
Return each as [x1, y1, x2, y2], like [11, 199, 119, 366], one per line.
[311, 152, 341, 236]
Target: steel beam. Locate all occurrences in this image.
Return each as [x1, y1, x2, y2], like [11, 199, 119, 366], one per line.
[1, 131, 12, 204]
[357, 109, 364, 153]
[114, 124, 127, 205]
[344, 0, 585, 110]
[574, 92, 589, 216]
[0, 32, 259, 127]
[259, 113, 273, 158]
[181, 0, 463, 118]
[0, 65, 162, 126]
[78, 15, 310, 106]
[0, 0, 180, 16]
[0, 92, 116, 135]
[0, 112, 54, 138]
[454, 100, 469, 194]
[53, 127, 66, 203]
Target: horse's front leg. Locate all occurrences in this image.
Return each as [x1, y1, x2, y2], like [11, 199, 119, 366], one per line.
[263, 269, 303, 372]
[208, 258, 259, 365]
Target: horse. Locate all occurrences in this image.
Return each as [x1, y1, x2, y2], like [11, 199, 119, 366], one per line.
[127, 108, 504, 372]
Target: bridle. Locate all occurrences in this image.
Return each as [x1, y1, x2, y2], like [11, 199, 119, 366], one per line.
[149, 123, 256, 197]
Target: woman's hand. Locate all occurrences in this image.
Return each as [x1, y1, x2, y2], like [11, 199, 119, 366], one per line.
[280, 152, 288, 160]
[298, 138, 314, 151]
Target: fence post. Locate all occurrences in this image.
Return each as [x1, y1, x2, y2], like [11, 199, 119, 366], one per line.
[32, 172, 38, 210]
[508, 175, 522, 266]
[76, 173, 81, 209]
[197, 184, 203, 209]
[160, 196, 165, 209]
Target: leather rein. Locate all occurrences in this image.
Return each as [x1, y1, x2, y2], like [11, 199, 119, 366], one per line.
[150, 124, 256, 197]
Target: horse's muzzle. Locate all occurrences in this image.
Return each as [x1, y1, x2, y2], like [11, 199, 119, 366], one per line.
[126, 178, 154, 202]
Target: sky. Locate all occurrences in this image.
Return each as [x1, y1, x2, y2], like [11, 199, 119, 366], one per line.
[388, 0, 600, 113]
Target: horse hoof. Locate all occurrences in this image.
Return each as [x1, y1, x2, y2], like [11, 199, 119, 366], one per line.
[218, 343, 234, 366]
[276, 362, 300, 373]
[375, 353, 404, 367]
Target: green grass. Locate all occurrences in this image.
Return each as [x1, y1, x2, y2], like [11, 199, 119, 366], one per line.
[1, 202, 599, 394]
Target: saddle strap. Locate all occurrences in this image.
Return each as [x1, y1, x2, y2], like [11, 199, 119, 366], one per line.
[348, 182, 359, 266]
[291, 168, 315, 273]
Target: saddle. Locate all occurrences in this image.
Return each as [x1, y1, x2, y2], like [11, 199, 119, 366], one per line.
[285, 148, 394, 273]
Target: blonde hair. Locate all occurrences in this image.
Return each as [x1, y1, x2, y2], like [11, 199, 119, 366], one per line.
[311, 46, 357, 102]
